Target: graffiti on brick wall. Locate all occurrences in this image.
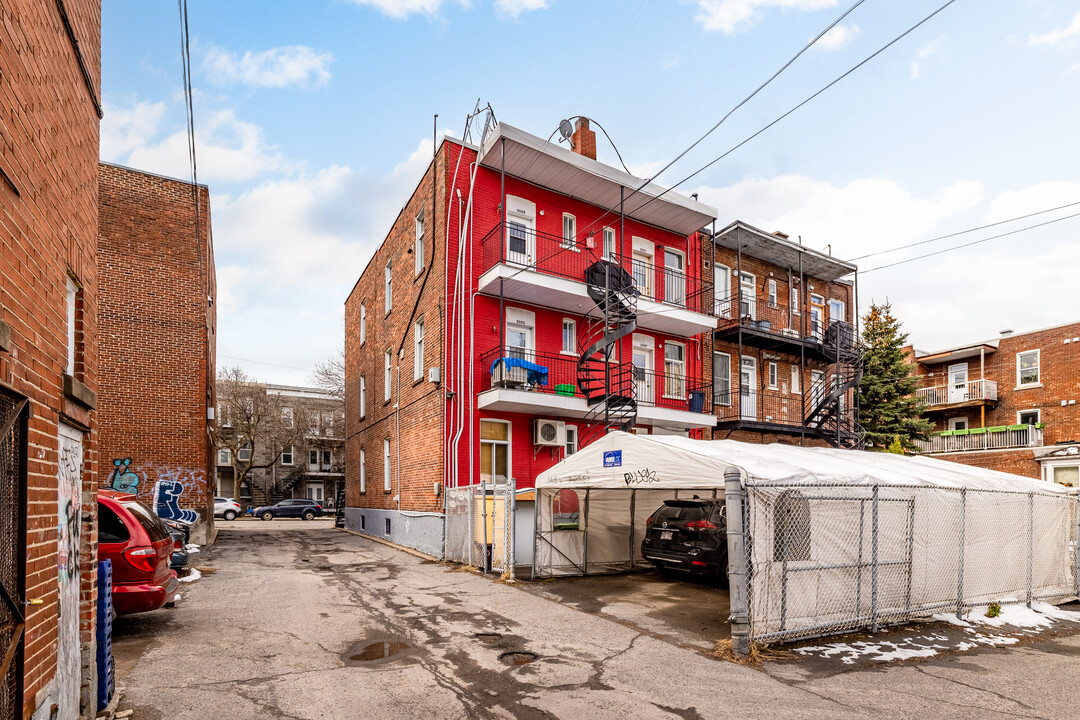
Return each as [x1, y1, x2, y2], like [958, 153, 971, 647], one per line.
[151, 467, 203, 524]
[108, 457, 141, 493]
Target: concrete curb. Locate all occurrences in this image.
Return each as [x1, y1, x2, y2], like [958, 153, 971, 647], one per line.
[342, 528, 440, 562]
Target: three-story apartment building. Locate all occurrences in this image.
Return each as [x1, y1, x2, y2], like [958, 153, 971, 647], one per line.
[909, 321, 1080, 483]
[344, 118, 718, 555]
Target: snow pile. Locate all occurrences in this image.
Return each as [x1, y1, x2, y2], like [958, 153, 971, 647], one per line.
[796, 635, 951, 665]
[185, 544, 200, 554]
[178, 568, 202, 583]
[936, 601, 1080, 630]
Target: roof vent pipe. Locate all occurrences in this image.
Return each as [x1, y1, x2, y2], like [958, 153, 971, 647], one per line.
[1000, 329, 1014, 337]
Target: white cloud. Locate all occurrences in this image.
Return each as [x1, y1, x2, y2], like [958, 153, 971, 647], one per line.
[815, 23, 859, 51]
[1028, 11, 1080, 47]
[694, 0, 837, 35]
[910, 35, 945, 79]
[985, 181, 1080, 222]
[346, 0, 463, 19]
[202, 45, 333, 88]
[101, 100, 167, 158]
[495, 0, 547, 19]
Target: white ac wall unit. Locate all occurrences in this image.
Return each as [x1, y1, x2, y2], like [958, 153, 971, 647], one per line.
[534, 419, 565, 447]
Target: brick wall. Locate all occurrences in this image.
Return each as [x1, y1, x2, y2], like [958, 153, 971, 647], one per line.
[96, 163, 216, 537]
[926, 449, 1040, 479]
[0, 1, 102, 716]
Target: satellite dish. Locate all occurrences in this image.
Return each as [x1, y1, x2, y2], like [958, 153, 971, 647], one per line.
[558, 119, 574, 142]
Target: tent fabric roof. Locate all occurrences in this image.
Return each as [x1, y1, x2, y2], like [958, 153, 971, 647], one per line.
[535, 432, 1070, 495]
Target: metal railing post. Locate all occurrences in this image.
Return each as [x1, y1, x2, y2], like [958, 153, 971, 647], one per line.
[724, 466, 750, 657]
[1026, 492, 1034, 608]
[508, 477, 517, 581]
[956, 488, 967, 620]
[871, 485, 879, 633]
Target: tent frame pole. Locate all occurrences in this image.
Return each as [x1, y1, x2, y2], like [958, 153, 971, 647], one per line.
[724, 466, 750, 658]
[532, 489, 539, 579]
[628, 489, 636, 571]
[583, 489, 590, 576]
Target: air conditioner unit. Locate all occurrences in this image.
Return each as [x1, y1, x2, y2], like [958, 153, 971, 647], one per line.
[534, 419, 565, 447]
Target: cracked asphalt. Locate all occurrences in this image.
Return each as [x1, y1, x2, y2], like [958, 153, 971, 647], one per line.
[111, 521, 1080, 719]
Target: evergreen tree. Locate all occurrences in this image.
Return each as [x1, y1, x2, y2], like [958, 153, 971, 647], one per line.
[858, 302, 932, 451]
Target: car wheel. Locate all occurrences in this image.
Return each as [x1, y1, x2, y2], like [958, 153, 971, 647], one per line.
[302, 510, 315, 521]
[261, 511, 274, 521]
[223, 510, 237, 521]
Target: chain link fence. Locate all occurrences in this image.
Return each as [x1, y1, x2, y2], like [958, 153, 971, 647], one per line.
[740, 482, 1079, 644]
[444, 482, 514, 575]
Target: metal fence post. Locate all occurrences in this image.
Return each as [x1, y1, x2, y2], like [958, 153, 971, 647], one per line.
[467, 485, 474, 567]
[871, 485, 879, 633]
[724, 466, 750, 657]
[509, 478, 516, 581]
[1075, 494, 1080, 600]
[1026, 492, 1034, 608]
[956, 488, 967, 621]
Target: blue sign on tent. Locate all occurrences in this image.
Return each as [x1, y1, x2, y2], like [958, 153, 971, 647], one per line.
[603, 450, 622, 468]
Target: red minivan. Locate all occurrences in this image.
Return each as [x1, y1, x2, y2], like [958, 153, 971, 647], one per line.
[98, 489, 179, 615]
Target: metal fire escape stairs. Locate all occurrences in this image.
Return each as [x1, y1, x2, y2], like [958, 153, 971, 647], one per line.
[577, 260, 640, 446]
[803, 322, 866, 449]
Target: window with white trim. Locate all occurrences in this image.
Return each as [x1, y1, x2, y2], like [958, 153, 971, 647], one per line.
[1017, 350, 1040, 387]
[414, 318, 425, 381]
[663, 341, 686, 398]
[602, 227, 616, 259]
[562, 319, 576, 354]
[828, 298, 845, 323]
[384, 351, 392, 401]
[281, 445, 294, 466]
[565, 425, 578, 456]
[767, 279, 777, 308]
[237, 446, 252, 462]
[217, 448, 230, 465]
[480, 420, 510, 485]
[790, 285, 800, 315]
[562, 213, 576, 250]
[791, 365, 800, 394]
[384, 260, 393, 314]
[949, 417, 968, 431]
[1017, 409, 1040, 426]
[415, 210, 425, 275]
[768, 362, 778, 389]
[384, 438, 392, 492]
[360, 448, 366, 493]
[360, 302, 366, 343]
[359, 375, 366, 418]
[281, 407, 294, 429]
[713, 352, 731, 407]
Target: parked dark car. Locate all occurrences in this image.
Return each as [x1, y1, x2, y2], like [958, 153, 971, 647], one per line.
[98, 489, 179, 615]
[640, 498, 728, 585]
[162, 518, 191, 570]
[255, 498, 324, 521]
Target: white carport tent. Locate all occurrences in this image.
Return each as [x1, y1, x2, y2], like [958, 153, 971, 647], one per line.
[534, 432, 1079, 652]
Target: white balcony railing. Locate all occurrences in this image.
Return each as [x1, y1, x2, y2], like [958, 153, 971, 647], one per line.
[916, 378, 998, 407]
[913, 424, 1042, 454]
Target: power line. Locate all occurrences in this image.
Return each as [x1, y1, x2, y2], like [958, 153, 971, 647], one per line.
[860, 210, 1080, 273]
[218, 354, 315, 373]
[848, 199, 1080, 261]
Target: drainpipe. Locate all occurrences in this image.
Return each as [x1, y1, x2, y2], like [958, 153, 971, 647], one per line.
[724, 464, 750, 657]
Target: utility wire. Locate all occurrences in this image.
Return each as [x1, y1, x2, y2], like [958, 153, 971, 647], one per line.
[848, 199, 1080, 261]
[219, 355, 315, 373]
[860, 210, 1080, 273]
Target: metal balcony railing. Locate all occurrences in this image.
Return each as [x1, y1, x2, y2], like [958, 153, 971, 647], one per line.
[916, 378, 998, 407]
[713, 292, 836, 343]
[479, 222, 709, 313]
[913, 424, 1044, 454]
[714, 388, 804, 426]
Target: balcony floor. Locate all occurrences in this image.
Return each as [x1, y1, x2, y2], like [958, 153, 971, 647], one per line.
[477, 388, 716, 429]
[713, 324, 832, 363]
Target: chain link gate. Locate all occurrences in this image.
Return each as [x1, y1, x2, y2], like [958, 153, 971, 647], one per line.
[0, 391, 29, 720]
[444, 481, 514, 575]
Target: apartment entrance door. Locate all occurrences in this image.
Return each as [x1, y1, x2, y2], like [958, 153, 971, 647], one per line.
[632, 342, 655, 405]
[740, 356, 757, 420]
[948, 363, 968, 403]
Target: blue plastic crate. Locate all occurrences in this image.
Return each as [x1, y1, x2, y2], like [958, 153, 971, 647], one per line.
[96, 560, 115, 712]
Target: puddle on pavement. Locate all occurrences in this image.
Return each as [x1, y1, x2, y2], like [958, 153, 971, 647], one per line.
[474, 633, 502, 643]
[344, 641, 412, 664]
[499, 651, 538, 666]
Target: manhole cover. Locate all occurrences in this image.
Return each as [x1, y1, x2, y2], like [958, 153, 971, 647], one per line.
[474, 633, 502, 643]
[499, 651, 538, 666]
[347, 641, 411, 663]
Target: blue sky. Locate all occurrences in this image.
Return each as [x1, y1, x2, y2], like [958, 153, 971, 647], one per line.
[101, 0, 1080, 384]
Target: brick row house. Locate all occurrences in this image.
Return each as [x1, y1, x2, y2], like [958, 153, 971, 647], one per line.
[909, 321, 1080, 484]
[1, 1, 103, 717]
[343, 118, 864, 556]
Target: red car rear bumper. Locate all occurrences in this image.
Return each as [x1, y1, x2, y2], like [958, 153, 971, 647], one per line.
[113, 572, 179, 615]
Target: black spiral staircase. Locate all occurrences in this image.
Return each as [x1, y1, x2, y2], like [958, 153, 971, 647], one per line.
[803, 321, 866, 449]
[577, 260, 640, 446]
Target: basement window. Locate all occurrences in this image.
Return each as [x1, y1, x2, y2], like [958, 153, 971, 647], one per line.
[384, 518, 391, 535]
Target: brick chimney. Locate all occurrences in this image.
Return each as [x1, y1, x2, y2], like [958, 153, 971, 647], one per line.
[571, 117, 597, 161]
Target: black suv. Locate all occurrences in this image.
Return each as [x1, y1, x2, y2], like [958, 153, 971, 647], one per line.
[255, 498, 325, 521]
[640, 498, 728, 584]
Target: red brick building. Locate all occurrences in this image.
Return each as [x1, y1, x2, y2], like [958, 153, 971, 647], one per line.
[910, 321, 1080, 482]
[344, 118, 719, 555]
[0, 2, 102, 717]
[96, 163, 217, 542]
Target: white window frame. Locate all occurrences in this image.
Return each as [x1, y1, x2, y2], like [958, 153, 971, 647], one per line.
[359, 375, 366, 418]
[281, 407, 294, 429]
[480, 419, 512, 486]
[217, 448, 230, 465]
[384, 350, 392, 402]
[414, 210, 424, 275]
[714, 263, 732, 317]
[791, 365, 801, 394]
[562, 213, 577, 250]
[790, 284, 800, 315]
[948, 416, 968, 431]
[237, 447, 252, 462]
[767, 279, 777, 308]
[360, 448, 366, 493]
[662, 341, 687, 399]
[66, 277, 77, 375]
[1017, 349, 1040, 388]
[828, 298, 845, 323]
[414, 318, 425, 382]
[565, 425, 578, 456]
[1017, 409, 1041, 426]
[561, 319, 576, 355]
[360, 302, 366, 344]
[768, 362, 779, 390]
[384, 260, 393, 314]
[713, 351, 731, 407]
[1043, 458, 1080, 487]
[384, 438, 392, 492]
[323, 411, 334, 436]
[663, 247, 686, 307]
[309, 449, 319, 468]
[281, 445, 294, 466]
[739, 271, 757, 320]
[602, 227, 616, 259]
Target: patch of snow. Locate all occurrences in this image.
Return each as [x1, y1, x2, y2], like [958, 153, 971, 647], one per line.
[956, 641, 978, 651]
[178, 568, 201, 583]
[172, 593, 182, 602]
[966, 604, 1053, 629]
[1031, 600, 1080, 623]
[185, 544, 200, 553]
[932, 613, 971, 627]
[796, 640, 938, 664]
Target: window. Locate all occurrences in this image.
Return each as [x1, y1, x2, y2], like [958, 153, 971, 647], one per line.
[384, 351, 392, 401]
[768, 362, 778, 389]
[663, 342, 686, 398]
[713, 352, 731, 407]
[281, 407, 294, 429]
[504, 308, 535, 364]
[767, 279, 777, 308]
[281, 445, 294, 466]
[237, 447, 252, 462]
[828, 298, 845, 323]
[1051, 464, 1079, 488]
[562, 319, 576, 355]
[66, 277, 77, 375]
[507, 222, 529, 260]
[739, 272, 756, 319]
[602, 227, 616, 259]
[414, 318, 425, 381]
[1017, 350, 1040, 387]
[360, 302, 366, 344]
[360, 375, 366, 418]
[480, 420, 510, 485]
[310, 449, 318, 467]
[322, 449, 332, 467]
[552, 488, 581, 530]
[217, 448, 230, 465]
[360, 449, 366, 493]
[323, 411, 334, 436]
[714, 264, 731, 317]
[414, 210, 424, 275]
[384, 438, 392, 492]
[791, 366, 801, 394]
[384, 260, 393, 314]
[562, 213, 576, 250]
[1018, 409, 1040, 426]
[565, 425, 578, 456]
[98, 504, 130, 544]
[810, 294, 825, 338]
[790, 285, 800, 315]
[663, 248, 686, 306]
[949, 417, 968, 431]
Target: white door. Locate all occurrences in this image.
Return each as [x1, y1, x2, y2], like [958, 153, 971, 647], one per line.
[714, 264, 731, 317]
[506, 218, 534, 266]
[632, 250, 652, 297]
[633, 346, 654, 404]
[739, 272, 756, 320]
[307, 483, 324, 502]
[57, 424, 84, 720]
[948, 363, 968, 403]
[740, 356, 757, 419]
[811, 370, 825, 409]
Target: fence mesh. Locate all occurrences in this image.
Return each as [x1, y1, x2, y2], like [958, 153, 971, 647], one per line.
[0, 393, 26, 720]
[443, 483, 514, 574]
[743, 482, 1079, 643]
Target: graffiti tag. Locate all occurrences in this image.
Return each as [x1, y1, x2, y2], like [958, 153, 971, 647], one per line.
[108, 457, 141, 493]
[153, 477, 199, 524]
[57, 435, 83, 582]
[623, 468, 659, 486]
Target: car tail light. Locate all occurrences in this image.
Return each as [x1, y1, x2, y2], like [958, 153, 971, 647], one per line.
[691, 560, 708, 566]
[685, 520, 717, 530]
[645, 516, 654, 525]
[122, 546, 158, 573]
